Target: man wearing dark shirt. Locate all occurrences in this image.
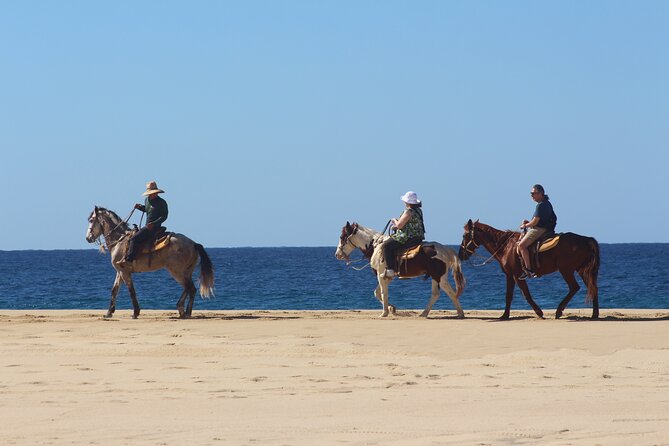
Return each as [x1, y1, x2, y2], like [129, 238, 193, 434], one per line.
[518, 184, 557, 279]
[120, 181, 169, 264]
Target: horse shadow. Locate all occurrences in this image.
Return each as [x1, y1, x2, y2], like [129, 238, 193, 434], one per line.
[561, 313, 669, 322]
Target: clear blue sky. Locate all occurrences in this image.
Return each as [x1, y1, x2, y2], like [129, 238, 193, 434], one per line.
[1, 1, 667, 249]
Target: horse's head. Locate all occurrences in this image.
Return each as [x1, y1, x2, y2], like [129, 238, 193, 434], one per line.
[458, 219, 481, 260]
[335, 222, 359, 261]
[86, 206, 128, 245]
[86, 206, 105, 243]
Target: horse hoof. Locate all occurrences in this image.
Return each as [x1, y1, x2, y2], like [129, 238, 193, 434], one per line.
[104, 313, 113, 319]
[555, 310, 563, 319]
[499, 314, 510, 320]
[419, 311, 429, 318]
[457, 313, 465, 319]
[379, 312, 389, 318]
[389, 305, 397, 315]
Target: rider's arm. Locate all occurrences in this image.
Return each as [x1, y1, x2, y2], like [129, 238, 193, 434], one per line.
[135, 203, 146, 212]
[521, 216, 540, 229]
[393, 210, 412, 230]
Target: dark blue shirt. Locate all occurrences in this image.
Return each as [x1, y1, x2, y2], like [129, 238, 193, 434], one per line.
[533, 199, 556, 229]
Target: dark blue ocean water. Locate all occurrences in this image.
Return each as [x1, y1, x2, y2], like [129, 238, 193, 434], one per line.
[0, 245, 667, 311]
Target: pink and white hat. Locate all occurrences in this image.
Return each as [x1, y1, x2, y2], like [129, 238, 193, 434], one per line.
[400, 191, 421, 205]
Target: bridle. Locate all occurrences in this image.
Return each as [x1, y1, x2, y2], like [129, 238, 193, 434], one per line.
[88, 208, 135, 250]
[337, 224, 376, 269]
[462, 223, 517, 267]
[338, 225, 361, 262]
[460, 226, 480, 257]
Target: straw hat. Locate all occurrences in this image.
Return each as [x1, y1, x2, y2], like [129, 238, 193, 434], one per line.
[400, 191, 420, 204]
[142, 180, 165, 196]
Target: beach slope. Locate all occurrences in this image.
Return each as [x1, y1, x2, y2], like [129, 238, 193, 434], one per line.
[1, 309, 668, 445]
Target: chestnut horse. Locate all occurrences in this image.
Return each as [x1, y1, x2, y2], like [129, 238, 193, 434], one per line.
[458, 219, 600, 319]
[336, 222, 466, 318]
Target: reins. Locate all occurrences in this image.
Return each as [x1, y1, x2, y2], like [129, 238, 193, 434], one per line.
[96, 208, 139, 250]
[467, 230, 517, 267]
[343, 221, 391, 271]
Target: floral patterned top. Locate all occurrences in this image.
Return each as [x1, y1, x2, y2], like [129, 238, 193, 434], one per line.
[391, 208, 425, 244]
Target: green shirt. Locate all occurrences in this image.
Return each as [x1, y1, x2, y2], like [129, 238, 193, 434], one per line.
[391, 208, 425, 244]
[142, 195, 168, 227]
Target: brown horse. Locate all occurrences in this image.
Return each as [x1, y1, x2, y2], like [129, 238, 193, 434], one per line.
[458, 219, 600, 320]
[336, 222, 466, 318]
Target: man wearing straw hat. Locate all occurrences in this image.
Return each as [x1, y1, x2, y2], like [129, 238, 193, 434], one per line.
[120, 180, 169, 264]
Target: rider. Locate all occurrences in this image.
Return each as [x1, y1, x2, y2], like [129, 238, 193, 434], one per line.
[381, 191, 426, 278]
[518, 184, 557, 280]
[120, 180, 169, 264]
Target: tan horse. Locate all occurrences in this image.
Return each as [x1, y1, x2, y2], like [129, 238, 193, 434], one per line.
[85, 206, 214, 319]
[335, 222, 466, 318]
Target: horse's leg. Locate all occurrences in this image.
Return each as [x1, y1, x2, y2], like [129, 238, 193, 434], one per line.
[121, 273, 141, 319]
[105, 272, 123, 318]
[377, 274, 391, 317]
[515, 278, 544, 319]
[184, 278, 197, 318]
[374, 283, 396, 315]
[165, 266, 190, 319]
[439, 274, 464, 319]
[500, 275, 516, 319]
[175, 288, 188, 319]
[419, 280, 441, 318]
[555, 269, 582, 319]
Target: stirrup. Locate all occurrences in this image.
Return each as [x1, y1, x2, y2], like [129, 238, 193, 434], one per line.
[518, 269, 535, 280]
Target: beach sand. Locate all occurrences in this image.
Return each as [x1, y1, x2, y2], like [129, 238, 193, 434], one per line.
[1, 309, 668, 445]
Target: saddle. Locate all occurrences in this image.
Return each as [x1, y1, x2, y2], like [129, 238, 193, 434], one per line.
[518, 232, 561, 271]
[131, 226, 173, 254]
[143, 227, 171, 254]
[395, 242, 434, 277]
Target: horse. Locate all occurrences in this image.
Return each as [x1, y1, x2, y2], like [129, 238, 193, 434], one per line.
[85, 206, 215, 319]
[458, 219, 600, 320]
[335, 222, 466, 318]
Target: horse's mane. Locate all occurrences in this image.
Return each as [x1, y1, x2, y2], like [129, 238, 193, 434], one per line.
[475, 221, 520, 245]
[95, 207, 130, 231]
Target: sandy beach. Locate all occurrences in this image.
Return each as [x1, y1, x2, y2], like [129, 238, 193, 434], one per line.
[1, 309, 668, 445]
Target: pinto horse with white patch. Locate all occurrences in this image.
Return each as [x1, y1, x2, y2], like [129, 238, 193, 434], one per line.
[335, 222, 466, 318]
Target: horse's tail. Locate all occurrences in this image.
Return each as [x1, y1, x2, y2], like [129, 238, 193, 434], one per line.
[452, 255, 466, 299]
[195, 243, 215, 299]
[581, 237, 600, 304]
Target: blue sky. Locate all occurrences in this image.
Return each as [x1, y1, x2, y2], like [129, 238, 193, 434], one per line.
[1, 1, 667, 249]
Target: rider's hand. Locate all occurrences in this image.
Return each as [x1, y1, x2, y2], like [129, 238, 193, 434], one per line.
[134, 203, 142, 210]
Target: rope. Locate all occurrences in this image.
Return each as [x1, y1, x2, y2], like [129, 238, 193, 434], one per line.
[468, 231, 517, 267]
[96, 208, 137, 250]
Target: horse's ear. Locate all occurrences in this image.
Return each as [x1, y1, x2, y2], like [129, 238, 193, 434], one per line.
[346, 221, 352, 232]
[467, 219, 473, 229]
[94, 206, 99, 211]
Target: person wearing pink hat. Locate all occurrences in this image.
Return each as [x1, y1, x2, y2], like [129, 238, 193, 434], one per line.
[381, 191, 426, 277]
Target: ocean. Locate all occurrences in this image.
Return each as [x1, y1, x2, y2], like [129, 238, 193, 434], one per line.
[0, 244, 667, 312]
